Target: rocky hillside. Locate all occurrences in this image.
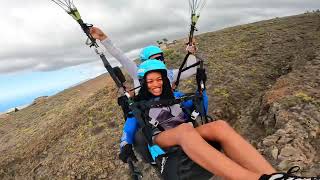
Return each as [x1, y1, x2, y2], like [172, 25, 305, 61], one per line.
[0, 12, 319, 179]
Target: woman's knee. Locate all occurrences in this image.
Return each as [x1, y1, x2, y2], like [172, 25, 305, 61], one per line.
[208, 120, 235, 139]
[204, 120, 231, 132]
[212, 120, 231, 130]
[176, 123, 195, 133]
[175, 123, 197, 142]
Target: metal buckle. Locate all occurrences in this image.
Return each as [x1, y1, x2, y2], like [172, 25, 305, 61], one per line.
[191, 110, 200, 120]
[149, 118, 159, 127]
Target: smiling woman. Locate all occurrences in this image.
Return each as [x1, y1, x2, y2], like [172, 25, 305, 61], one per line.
[120, 59, 320, 180]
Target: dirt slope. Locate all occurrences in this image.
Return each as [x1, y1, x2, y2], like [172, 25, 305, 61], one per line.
[0, 12, 319, 179]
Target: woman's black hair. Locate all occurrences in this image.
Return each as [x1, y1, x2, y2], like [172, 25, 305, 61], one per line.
[135, 70, 174, 101]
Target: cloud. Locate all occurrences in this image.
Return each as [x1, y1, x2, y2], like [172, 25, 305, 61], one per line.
[0, 0, 319, 74]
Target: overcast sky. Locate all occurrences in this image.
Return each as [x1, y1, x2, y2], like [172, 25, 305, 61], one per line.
[1, 0, 319, 74]
[0, 0, 319, 112]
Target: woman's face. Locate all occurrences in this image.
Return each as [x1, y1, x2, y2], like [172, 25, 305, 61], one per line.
[145, 71, 163, 96]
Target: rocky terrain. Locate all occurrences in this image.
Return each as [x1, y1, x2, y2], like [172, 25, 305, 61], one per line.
[0, 12, 319, 179]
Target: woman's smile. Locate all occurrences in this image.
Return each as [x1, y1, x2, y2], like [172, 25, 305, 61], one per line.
[151, 87, 162, 95]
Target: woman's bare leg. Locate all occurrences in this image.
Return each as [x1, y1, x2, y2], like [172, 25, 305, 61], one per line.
[154, 123, 261, 180]
[196, 120, 275, 175]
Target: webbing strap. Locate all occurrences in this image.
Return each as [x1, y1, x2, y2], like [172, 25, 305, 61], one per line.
[130, 103, 154, 145]
[180, 61, 200, 73]
[174, 52, 191, 89]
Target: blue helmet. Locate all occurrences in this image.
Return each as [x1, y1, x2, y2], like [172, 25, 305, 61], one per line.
[140, 45, 163, 62]
[137, 59, 167, 79]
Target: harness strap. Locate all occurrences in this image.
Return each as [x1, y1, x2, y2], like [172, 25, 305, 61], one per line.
[130, 103, 153, 145]
[196, 91, 208, 124]
[143, 107, 165, 132]
[174, 52, 191, 89]
[145, 94, 197, 108]
[180, 61, 200, 73]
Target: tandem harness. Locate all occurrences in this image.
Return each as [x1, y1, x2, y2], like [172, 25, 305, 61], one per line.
[130, 93, 206, 147]
[126, 92, 217, 180]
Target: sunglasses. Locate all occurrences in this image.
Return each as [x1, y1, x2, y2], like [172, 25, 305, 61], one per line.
[151, 53, 165, 62]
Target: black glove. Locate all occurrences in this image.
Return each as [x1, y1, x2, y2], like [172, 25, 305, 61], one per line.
[196, 68, 207, 87]
[117, 95, 133, 119]
[119, 144, 137, 163]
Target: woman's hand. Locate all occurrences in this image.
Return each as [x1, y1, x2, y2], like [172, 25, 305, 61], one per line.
[89, 27, 108, 41]
[119, 144, 137, 163]
[186, 38, 197, 54]
[186, 44, 197, 54]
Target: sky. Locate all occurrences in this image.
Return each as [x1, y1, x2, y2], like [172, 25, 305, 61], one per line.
[0, 0, 319, 112]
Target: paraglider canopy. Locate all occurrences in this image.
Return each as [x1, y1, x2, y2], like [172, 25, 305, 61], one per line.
[51, 0, 81, 21]
[189, 0, 206, 15]
[188, 0, 206, 45]
[51, 0, 93, 44]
